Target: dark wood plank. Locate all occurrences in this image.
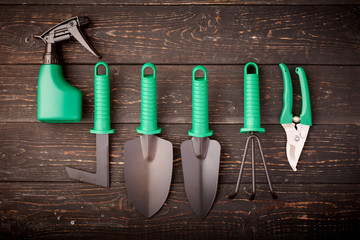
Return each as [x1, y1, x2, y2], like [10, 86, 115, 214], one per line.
[0, 3, 358, 239]
[0, 182, 359, 239]
[1, 65, 359, 124]
[0, 123, 358, 184]
[0, 6, 359, 64]
[1, 0, 359, 5]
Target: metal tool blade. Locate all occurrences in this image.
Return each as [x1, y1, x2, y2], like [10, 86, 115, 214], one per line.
[66, 134, 109, 187]
[286, 141, 298, 171]
[124, 135, 173, 218]
[282, 123, 310, 171]
[181, 137, 221, 219]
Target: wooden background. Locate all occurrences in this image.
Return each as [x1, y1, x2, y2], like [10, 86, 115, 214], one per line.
[0, 1, 359, 239]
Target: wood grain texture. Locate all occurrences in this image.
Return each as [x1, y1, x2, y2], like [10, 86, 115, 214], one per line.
[1, 0, 360, 5]
[0, 2, 359, 239]
[0, 123, 358, 183]
[0, 6, 359, 65]
[0, 182, 359, 239]
[1, 65, 359, 124]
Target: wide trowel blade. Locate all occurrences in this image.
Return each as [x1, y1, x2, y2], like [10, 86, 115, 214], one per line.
[124, 135, 173, 218]
[181, 137, 221, 219]
[66, 134, 109, 187]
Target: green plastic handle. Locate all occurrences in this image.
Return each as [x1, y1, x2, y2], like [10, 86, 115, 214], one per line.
[90, 62, 115, 134]
[279, 63, 294, 124]
[240, 62, 265, 134]
[296, 67, 312, 126]
[136, 63, 161, 135]
[188, 66, 213, 137]
[37, 64, 82, 123]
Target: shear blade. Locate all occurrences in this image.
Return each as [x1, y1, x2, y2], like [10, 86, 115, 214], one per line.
[282, 123, 310, 171]
[286, 142, 298, 171]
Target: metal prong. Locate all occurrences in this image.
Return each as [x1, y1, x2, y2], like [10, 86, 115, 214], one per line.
[250, 135, 256, 200]
[230, 134, 276, 200]
[228, 192, 238, 200]
[254, 135, 277, 199]
[228, 135, 252, 199]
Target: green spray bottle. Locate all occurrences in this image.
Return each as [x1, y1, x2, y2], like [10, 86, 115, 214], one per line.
[35, 16, 101, 123]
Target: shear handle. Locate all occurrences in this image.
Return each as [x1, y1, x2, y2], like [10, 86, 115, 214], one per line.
[279, 63, 293, 124]
[296, 67, 312, 126]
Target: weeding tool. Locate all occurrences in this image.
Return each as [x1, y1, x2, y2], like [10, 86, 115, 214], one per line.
[124, 63, 173, 218]
[66, 62, 114, 187]
[229, 62, 276, 200]
[181, 66, 221, 219]
[35, 16, 101, 123]
[279, 63, 312, 171]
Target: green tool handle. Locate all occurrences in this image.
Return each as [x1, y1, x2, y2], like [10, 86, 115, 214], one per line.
[90, 62, 115, 134]
[137, 63, 161, 135]
[188, 65, 213, 137]
[279, 63, 294, 124]
[296, 67, 312, 126]
[240, 62, 265, 133]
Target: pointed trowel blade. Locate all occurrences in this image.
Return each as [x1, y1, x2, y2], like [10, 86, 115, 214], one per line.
[181, 137, 221, 219]
[124, 135, 173, 218]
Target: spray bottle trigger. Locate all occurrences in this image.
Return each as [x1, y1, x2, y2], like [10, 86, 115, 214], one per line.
[68, 23, 101, 58]
[35, 16, 101, 59]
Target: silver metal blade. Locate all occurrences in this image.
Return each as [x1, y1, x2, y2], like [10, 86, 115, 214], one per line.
[282, 123, 310, 171]
[66, 134, 109, 187]
[124, 135, 173, 218]
[181, 137, 221, 219]
[294, 124, 310, 164]
[286, 141, 298, 171]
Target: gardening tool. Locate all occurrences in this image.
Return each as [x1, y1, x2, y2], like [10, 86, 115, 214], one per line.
[181, 66, 221, 219]
[229, 62, 276, 200]
[279, 63, 312, 171]
[124, 63, 173, 218]
[66, 62, 114, 188]
[35, 16, 101, 123]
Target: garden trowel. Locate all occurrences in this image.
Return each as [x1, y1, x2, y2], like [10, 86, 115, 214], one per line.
[181, 66, 221, 219]
[124, 63, 173, 218]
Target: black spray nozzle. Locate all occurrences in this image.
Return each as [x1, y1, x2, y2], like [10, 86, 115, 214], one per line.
[35, 16, 101, 59]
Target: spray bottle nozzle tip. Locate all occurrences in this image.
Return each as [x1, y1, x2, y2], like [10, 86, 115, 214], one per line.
[78, 17, 90, 26]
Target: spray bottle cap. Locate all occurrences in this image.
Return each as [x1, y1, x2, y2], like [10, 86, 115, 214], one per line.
[35, 16, 101, 61]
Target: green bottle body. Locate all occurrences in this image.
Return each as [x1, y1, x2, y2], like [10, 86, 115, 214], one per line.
[37, 64, 82, 123]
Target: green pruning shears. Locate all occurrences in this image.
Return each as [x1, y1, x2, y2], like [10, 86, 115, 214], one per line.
[279, 63, 312, 171]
